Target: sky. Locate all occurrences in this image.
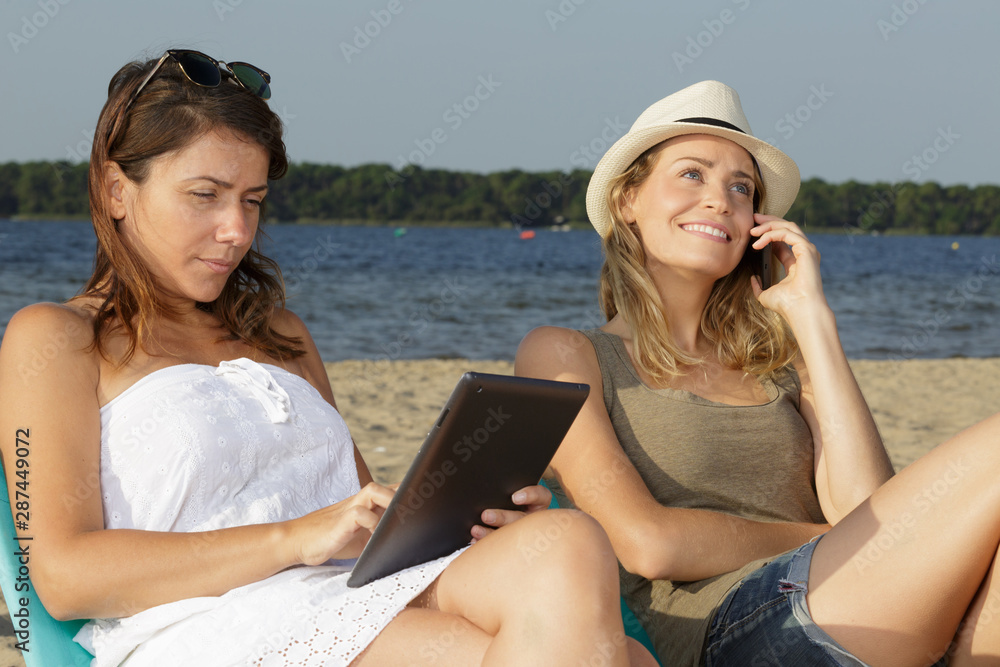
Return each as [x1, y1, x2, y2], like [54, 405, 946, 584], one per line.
[1, 0, 997, 187]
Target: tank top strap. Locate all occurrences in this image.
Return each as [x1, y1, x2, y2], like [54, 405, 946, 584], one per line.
[577, 328, 630, 414]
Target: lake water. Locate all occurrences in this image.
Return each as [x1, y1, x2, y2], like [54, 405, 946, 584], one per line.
[1, 220, 998, 361]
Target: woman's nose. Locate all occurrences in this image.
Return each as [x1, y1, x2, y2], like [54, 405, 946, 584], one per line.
[217, 205, 254, 246]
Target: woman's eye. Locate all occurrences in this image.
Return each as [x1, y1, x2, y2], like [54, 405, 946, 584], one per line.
[682, 170, 701, 180]
[731, 183, 751, 195]
[244, 199, 262, 208]
[192, 192, 215, 200]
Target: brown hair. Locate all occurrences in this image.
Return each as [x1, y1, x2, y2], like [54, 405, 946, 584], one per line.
[84, 54, 302, 363]
[598, 139, 798, 384]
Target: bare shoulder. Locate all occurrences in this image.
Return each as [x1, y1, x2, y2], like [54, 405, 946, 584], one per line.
[4, 301, 94, 340]
[0, 302, 98, 381]
[270, 306, 309, 338]
[0, 303, 101, 461]
[269, 307, 336, 405]
[515, 326, 601, 383]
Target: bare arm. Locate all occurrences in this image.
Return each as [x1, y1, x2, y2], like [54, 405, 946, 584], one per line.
[752, 217, 895, 524]
[0, 305, 391, 621]
[515, 326, 827, 582]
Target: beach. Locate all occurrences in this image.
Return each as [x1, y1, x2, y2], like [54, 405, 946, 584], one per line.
[328, 357, 1000, 480]
[0, 356, 996, 664]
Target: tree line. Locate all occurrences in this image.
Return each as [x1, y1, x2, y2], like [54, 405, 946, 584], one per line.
[2, 161, 998, 235]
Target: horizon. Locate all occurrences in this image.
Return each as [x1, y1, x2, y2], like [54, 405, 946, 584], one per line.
[2, 1, 998, 189]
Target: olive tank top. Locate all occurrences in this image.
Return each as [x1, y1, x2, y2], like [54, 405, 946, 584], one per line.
[546, 329, 826, 666]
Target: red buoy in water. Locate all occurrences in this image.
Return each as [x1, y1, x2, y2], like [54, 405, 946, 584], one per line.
[519, 230, 536, 240]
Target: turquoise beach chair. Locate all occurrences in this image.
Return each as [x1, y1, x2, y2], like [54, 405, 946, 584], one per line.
[0, 466, 93, 667]
[541, 481, 661, 664]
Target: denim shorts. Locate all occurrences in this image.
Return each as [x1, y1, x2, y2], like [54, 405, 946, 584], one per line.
[703, 536, 948, 667]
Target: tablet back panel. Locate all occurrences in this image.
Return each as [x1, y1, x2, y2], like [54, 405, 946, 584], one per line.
[347, 372, 588, 587]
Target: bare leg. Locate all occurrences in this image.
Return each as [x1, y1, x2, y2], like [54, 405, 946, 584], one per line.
[352, 608, 490, 666]
[357, 509, 657, 666]
[947, 551, 1000, 665]
[806, 413, 1000, 665]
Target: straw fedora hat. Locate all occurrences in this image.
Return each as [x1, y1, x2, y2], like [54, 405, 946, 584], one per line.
[585, 80, 800, 237]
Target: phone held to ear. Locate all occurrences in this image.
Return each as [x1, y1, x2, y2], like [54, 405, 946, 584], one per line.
[756, 243, 772, 290]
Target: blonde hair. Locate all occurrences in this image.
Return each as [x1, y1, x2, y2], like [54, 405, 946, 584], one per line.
[598, 140, 798, 384]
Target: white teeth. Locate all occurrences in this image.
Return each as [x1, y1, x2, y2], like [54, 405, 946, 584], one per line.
[682, 224, 729, 240]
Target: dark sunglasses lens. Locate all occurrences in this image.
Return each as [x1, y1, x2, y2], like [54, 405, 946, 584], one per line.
[175, 52, 222, 87]
[230, 64, 271, 100]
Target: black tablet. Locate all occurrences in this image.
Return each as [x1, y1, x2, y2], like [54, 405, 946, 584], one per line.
[347, 371, 589, 588]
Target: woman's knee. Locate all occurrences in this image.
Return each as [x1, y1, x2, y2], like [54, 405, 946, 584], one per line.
[514, 509, 617, 580]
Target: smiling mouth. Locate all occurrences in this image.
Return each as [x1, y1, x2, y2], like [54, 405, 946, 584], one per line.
[680, 223, 730, 241]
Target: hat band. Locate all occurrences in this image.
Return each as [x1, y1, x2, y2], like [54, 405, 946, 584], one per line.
[676, 117, 746, 134]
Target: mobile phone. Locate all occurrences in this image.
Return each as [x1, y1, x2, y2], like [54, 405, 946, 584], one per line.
[755, 243, 772, 290]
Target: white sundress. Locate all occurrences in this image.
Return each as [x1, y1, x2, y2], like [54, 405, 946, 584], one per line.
[75, 358, 462, 666]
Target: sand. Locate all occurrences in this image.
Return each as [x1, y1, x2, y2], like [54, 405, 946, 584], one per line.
[1, 357, 996, 664]
[332, 357, 1000, 481]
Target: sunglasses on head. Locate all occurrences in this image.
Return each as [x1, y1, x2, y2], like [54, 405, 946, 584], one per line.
[122, 49, 271, 116]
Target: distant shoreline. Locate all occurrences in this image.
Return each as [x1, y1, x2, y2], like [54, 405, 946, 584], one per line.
[2, 218, 996, 237]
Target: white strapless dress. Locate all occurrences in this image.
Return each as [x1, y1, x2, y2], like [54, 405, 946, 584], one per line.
[75, 358, 462, 666]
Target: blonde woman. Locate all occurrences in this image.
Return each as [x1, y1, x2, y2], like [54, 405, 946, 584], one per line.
[517, 80, 999, 665]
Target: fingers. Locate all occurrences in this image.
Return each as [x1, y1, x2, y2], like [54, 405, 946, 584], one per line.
[468, 486, 555, 542]
[349, 504, 382, 532]
[470, 508, 527, 543]
[357, 481, 396, 511]
[753, 213, 806, 233]
[751, 216, 817, 267]
[511, 484, 553, 512]
[751, 214, 808, 241]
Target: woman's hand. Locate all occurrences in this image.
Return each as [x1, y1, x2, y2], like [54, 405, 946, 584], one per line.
[749, 214, 830, 326]
[470, 484, 553, 542]
[290, 482, 396, 565]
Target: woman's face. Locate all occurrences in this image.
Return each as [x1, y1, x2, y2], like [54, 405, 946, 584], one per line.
[625, 134, 756, 284]
[115, 130, 270, 305]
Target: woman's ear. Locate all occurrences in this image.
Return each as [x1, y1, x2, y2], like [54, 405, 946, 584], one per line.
[621, 187, 638, 224]
[104, 162, 129, 220]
